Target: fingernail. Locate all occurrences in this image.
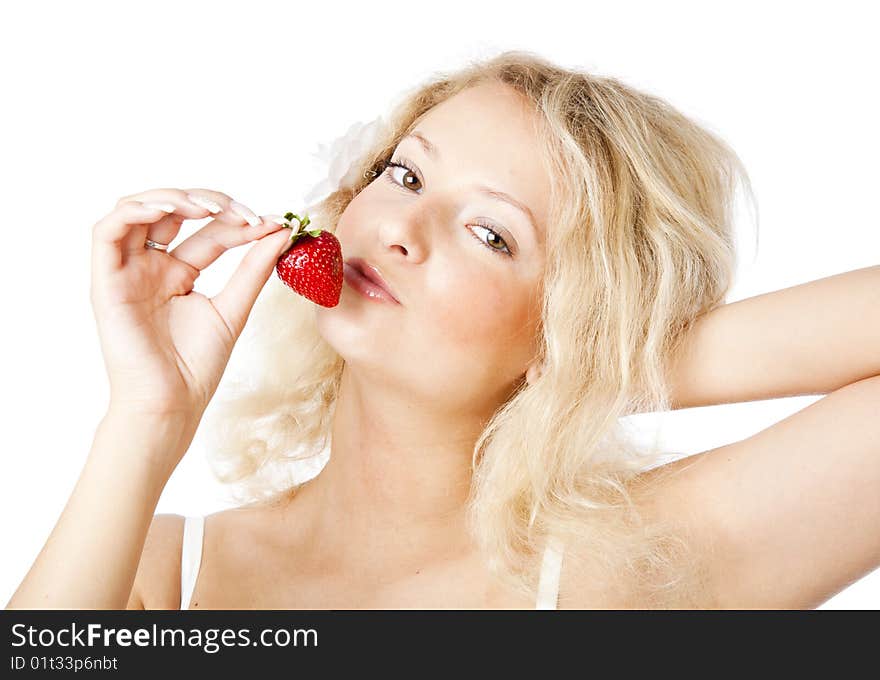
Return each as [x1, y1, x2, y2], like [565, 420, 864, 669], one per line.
[230, 201, 262, 228]
[141, 201, 176, 213]
[186, 193, 223, 214]
[263, 214, 291, 227]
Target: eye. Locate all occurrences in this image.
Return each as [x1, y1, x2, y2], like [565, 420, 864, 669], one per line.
[468, 221, 513, 257]
[382, 157, 514, 258]
[383, 158, 423, 192]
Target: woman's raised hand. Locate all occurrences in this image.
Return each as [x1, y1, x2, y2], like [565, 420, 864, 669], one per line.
[90, 188, 294, 422]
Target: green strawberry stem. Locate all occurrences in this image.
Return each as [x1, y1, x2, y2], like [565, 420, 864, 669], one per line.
[281, 212, 323, 248]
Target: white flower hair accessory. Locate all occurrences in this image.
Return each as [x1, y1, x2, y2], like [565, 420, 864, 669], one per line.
[301, 115, 388, 209]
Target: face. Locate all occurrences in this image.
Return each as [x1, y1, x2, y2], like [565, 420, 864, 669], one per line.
[316, 81, 550, 415]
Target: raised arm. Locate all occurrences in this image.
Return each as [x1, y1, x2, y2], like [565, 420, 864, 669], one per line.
[635, 263, 880, 608]
[666, 264, 880, 409]
[6, 188, 293, 609]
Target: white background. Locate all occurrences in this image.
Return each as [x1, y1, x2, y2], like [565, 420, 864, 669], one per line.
[1, 0, 877, 609]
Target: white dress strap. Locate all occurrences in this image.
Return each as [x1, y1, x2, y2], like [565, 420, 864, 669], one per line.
[535, 535, 564, 610]
[180, 515, 205, 610]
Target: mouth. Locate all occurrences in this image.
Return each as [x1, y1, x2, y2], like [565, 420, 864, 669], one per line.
[343, 257, 401, 305]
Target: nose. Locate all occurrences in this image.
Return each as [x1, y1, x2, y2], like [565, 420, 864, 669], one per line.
[377, 191, 457, 264]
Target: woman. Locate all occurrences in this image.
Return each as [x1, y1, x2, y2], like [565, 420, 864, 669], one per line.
[7, 50, 879, 609]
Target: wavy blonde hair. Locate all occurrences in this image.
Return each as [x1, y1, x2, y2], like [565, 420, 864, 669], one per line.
[202, 49, 757, 607]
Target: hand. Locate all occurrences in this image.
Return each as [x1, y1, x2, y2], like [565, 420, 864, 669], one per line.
[90, 187, 294, 421]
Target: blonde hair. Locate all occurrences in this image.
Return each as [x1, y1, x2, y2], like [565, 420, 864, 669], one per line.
[202, 49, 757, 607]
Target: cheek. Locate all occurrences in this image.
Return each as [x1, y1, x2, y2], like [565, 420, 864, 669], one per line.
[430, 273, 534, 352]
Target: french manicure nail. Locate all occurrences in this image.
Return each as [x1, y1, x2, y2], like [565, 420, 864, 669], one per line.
[263, 214, 291, 227]
[186, 193, 223, 214]
[141, 201, 176, 213]
[230, 201, 262, 228]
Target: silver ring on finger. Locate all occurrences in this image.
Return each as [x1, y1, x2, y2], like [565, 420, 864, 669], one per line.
[145, 238, 170, 251]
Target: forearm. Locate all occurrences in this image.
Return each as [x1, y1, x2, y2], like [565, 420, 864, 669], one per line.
[668, 264, 880, 409]
[5, 411, 193, 609]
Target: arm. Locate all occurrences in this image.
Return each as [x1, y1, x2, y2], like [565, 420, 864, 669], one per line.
[638, 373, 880, 608]
[5, 410, 194, 609]
[634, 265, 880, 607]
[667, 264, 880, 409]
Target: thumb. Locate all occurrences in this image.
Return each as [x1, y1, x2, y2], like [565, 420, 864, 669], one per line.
[211, 226, 295, 339]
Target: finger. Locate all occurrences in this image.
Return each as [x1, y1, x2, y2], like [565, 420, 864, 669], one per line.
[169, 214, 289, 272]
[134, 188, 264, 257]
[119, 192, 218, 255]
[116, 187, 228, 211]
[180, 188, 266, 232]
[211, 226, 297, 340]
[92, 200, 183, 276]
[177, 187, 265, 230]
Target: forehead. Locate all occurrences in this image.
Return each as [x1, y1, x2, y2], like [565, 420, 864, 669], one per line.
[404, 82, 549, 242]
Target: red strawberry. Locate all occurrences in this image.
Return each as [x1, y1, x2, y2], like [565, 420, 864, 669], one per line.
[274, 212, 343, 307]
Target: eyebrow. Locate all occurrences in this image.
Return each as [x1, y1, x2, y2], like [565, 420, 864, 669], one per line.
[401, 130, 539, 237]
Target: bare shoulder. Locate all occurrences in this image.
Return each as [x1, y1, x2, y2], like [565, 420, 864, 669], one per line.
[127, 514, 186, 610]
[126, 490, 299, 610]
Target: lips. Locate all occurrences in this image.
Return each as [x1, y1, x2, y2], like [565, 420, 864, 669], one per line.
[344, 257, 401, 304]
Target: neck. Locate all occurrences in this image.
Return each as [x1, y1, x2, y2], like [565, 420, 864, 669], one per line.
[291, 364, 491, 564]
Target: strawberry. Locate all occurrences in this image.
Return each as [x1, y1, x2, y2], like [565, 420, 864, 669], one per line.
[274, 212, 343, 307]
